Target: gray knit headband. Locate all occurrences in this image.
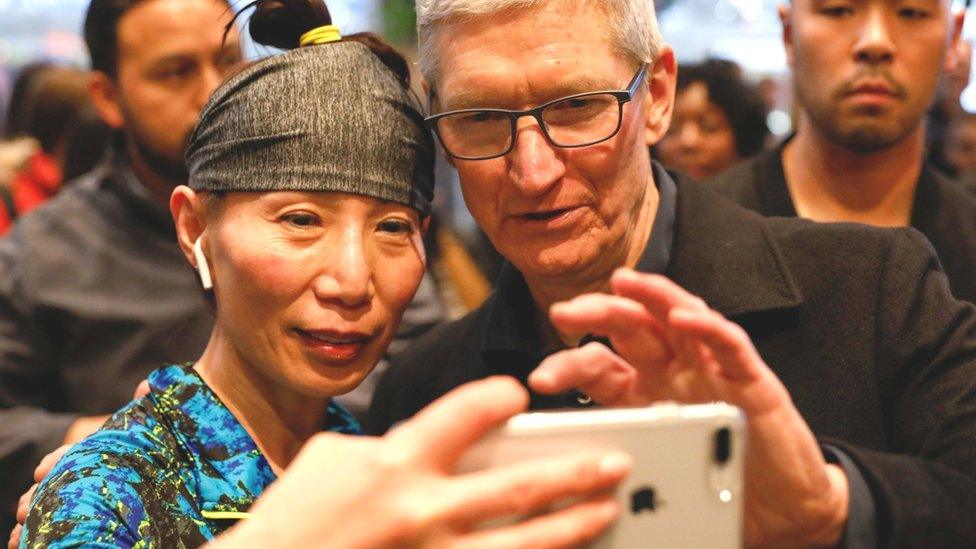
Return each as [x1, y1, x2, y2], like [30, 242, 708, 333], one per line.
[185, 41, 434, 215]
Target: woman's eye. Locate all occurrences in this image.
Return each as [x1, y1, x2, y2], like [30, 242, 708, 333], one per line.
[282, 212, 319, 228]
[899, 7, 929, 19]
[821, 5, 854, 17]
[378, 219, 413, 235]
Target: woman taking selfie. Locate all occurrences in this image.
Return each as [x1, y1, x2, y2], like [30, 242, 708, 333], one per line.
[19, 1, 630, 547]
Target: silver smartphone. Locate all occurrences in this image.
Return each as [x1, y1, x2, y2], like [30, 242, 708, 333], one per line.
[455, 402, 746, 548]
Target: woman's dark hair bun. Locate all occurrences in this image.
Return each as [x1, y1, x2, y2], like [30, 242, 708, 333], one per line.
[241, 0, 411, 87]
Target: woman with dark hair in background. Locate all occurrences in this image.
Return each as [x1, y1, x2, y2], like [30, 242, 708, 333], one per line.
[655, 58, 769, 181]
[18, 1, 627, 547]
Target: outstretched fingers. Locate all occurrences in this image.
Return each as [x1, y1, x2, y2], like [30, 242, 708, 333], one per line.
[548, 293, 663, 340]
[452, 496, 620, 549]
[668, 307, 761, 382]
[446, 450, 631, 526]
[529, 343, 640, 405]
[386, 377, 529, 472]
[610, 269, 709, 322]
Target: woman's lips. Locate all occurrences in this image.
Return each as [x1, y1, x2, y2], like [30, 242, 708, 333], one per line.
[294, 328, 371, 362]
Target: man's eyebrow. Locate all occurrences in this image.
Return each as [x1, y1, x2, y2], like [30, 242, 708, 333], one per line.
[220, 44, 242, 57]
[148, 54, 195, 69]
[440, 75, 621, 111]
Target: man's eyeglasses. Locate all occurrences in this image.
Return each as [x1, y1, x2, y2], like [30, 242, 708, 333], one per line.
[426, 65, 648, 161]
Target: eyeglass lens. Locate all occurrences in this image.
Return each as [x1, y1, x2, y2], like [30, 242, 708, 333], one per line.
[435, 92, 622, 159]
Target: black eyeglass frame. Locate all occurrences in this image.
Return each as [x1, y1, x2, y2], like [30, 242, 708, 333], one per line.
[425, 64, 648, 161]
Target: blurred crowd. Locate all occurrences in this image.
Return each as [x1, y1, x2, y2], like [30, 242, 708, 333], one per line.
[0, 63, 111, 233]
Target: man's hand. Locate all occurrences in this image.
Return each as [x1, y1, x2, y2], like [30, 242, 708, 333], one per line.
[11, 381, 147, 547]
[529, 269, 849, 547]
[211, 376, 631, 549]
[8, 444, 72, 549]
[62, 415, 110, 445]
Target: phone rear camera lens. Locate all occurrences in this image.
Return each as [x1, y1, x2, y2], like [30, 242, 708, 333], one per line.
[713, 427, 731, 464]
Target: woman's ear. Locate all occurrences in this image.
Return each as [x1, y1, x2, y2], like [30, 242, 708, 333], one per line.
[170, 186, 212, 289]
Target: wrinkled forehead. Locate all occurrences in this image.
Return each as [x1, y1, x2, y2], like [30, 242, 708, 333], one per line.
[430, 3, 616, 75]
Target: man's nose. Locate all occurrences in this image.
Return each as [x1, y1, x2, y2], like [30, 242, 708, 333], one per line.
[853, 9, 896, 64]
[507, 117, 566, 197]
[196, 64, 225, 107]
[311, 230, 373, 308]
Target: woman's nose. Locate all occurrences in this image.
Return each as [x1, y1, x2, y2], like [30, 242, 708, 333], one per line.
[311, 230, 373, 308]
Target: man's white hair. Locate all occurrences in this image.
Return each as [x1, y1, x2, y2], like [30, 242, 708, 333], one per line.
[417, 0, 663, 85]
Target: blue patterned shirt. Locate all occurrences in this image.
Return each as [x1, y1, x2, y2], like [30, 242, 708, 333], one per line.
[21, 364, 362, 548]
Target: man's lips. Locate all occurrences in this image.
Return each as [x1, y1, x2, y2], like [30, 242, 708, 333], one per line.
[847, 84, 896, 96]
[294, 328, 372, 362]
[842, 77, 904, 102]
[514, 204, 587, 224]
[522, 207, 574, 221]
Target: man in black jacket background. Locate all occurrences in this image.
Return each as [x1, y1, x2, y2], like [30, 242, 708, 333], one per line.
[710, 0, 976, 304]
[368, 0, 976, 545]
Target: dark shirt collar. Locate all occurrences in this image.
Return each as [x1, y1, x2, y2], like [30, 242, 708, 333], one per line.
[751, 138, 797, 217]
[481, 161, 679, 357]
[756, 135, 943, 230]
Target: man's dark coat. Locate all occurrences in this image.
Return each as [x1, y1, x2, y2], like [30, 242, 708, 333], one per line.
[369, 176, 976, 547]
[709, 145, 976, 304]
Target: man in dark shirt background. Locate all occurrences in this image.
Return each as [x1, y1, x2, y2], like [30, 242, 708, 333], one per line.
[710, 0, 976, 303]
[0, 0, 239, 532]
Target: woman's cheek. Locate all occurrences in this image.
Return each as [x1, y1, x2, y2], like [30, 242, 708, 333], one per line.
[232, 248, 307, 302]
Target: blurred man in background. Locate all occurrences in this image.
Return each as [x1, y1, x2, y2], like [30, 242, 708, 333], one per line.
[711, 0, 976, 303]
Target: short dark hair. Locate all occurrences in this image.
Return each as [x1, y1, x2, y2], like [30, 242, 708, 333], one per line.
[84, 0, 146, 77]
[83, 0, 230, 78]
[677, 58, 770, 158]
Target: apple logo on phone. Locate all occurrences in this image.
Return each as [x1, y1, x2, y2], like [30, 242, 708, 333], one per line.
[630, 486, 660, 513]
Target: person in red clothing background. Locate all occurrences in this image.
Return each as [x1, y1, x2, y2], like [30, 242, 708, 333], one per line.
[0, 66, 110, 233]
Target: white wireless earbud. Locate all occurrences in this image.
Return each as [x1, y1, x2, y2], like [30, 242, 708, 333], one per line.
[193, 236, 213, 290]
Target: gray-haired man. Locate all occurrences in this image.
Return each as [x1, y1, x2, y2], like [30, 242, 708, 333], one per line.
[368, 0, 976, 545]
